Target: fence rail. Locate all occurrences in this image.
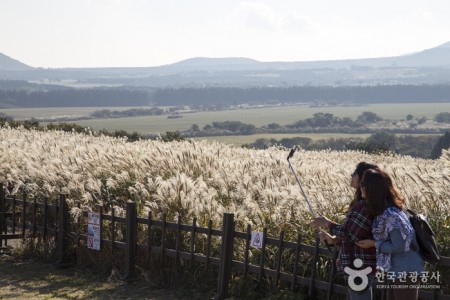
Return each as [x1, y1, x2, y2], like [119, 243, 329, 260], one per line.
[1, 189, 449, 300]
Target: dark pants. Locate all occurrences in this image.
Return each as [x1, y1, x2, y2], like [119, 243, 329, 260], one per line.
[347, 274, 375, 300]
[387, 277, 419, 300]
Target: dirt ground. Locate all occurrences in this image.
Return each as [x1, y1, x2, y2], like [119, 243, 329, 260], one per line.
[0, 254, 213, 300]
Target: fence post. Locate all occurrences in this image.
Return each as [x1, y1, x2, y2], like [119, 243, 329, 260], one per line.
[57, 194, 70, 267]
[308, 236, 321, 298]
[124, 200, 137, 280]
[216, 213, 235, 300]
[0, 183, 4, 247]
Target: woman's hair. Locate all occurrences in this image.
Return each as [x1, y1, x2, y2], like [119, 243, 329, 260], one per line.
[348, 162, 379, 211]
[353, 162, 380, 201]
[362, 169, 405, 217]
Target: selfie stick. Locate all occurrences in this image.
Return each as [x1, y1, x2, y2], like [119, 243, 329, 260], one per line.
[287, 148, 333, 253]
[287, 148, 317, 217]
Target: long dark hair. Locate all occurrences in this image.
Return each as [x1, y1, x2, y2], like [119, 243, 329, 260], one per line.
[348, 162, 379, 211]
[353, 162, 380, 201]
[362, 169, 405, 217]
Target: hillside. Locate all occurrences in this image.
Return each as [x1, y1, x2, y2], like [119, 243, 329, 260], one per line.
[164, 41, 450, 71]
[0, 53, 33, 71]
[390, 40, 450, 67]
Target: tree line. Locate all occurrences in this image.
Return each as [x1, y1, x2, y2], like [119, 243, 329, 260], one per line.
[0, 117, 448, 159]
[0, 87, 150, 107]
[1, 83, 450, 108]
[152, 84, 450, 106]
[246, 132, 448, 159]
[185, 112, 450, 136]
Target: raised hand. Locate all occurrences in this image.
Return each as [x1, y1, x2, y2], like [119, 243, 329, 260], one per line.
[310, 216, 331, 228]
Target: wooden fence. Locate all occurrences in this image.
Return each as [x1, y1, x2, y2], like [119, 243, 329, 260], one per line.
[1, 188, 449, 300]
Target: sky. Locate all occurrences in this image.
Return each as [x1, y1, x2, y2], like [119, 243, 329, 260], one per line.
[1, 0, 450, 68]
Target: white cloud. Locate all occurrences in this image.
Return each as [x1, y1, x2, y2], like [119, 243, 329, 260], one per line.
[232, 2, 281, 31]
[281, 12, 316, 34]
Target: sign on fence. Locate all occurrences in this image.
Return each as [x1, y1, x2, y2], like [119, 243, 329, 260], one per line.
[251, 231, 264, 248]
[87, 212, 101, 250]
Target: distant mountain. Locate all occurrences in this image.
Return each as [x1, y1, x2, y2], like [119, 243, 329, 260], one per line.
[0, 53, 33, 71]
[155, 57, 261, 72]
[173, 57, 260, 67]
[390, 41, 450, 67]
[163, 40, 450, 71]
[435, 41, 450, 48]
[2, 40, 450, 72]
[1, 40, 450, 86]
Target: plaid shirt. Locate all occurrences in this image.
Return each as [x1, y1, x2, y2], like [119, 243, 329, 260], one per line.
[328, 199, 376, 275]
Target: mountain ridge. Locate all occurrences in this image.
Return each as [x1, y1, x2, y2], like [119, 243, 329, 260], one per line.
[2, 40, 450, 71]
[435, 41, 450, 48]
[0, 53, 33, 71]
[2, 40, 450, 87]
[167, 41, 450, 70]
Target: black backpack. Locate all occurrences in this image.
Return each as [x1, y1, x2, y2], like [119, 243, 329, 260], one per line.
[406, 209, 440, 264]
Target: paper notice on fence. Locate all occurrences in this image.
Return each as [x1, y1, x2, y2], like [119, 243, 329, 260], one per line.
[87, 212, 101, 250]
[251, 231, 264, 248]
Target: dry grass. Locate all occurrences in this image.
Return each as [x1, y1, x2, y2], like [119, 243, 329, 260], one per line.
[0, 125, 448, 246]
[0, 126, 448, 298]
[0, 254, 208, 300]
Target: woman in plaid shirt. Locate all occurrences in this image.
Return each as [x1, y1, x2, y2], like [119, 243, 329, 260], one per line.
[311, 162, 378, 300]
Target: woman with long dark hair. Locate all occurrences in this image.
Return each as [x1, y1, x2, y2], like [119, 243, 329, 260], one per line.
[357, 169, 424, 300]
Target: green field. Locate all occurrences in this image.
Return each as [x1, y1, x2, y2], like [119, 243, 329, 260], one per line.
[1, 103, 449, 136]
[0, 106, 148, 119]
[193, 132, 444, 146]
[0, 103, 450, 145]
[191, 133, 372, 146]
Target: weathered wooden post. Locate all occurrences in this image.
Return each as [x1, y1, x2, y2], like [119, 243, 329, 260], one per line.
[216, 213, 235, 300]
[326, 244, 338, 300]
[97, 204, 103, 250]
[291, 233, 302, 291]
[0, 183, 4, 247]
[57, 194, 70, 267]
[308, 236, 321, 297]
[124, 200, 137, 280]
[21, 191, 27, 239]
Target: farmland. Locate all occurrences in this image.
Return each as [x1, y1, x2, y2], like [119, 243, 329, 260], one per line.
[0, 106, 149, 120]
[191, 133, 372, 145]
[1, 103, 449, 136]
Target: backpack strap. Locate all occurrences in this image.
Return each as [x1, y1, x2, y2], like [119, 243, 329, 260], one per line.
[404, 209, 419, 252]
[405, 208, 416, 217]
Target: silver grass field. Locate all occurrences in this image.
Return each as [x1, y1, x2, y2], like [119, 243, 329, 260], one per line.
[1, 126, 448, 239]
[1, 125, 449, 296]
